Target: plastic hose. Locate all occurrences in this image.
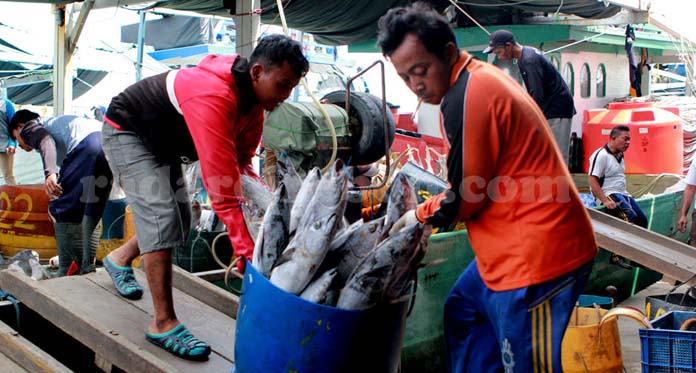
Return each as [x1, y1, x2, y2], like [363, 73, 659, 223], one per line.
[0, 290, 20, 330]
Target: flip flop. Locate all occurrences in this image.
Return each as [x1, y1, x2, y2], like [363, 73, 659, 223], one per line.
[103, 256, 143, 300]
[145, 324, 211, 361]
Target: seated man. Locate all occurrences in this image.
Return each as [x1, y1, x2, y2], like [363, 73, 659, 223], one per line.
[588, 125, 647, 228]
[10, 110, 112, 275]
[588, 125, 647, 270]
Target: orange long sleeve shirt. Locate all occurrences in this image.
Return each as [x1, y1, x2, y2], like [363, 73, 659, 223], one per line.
[416, 52, 597, 291]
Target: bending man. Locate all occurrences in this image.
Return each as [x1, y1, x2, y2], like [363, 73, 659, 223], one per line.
[10, 110, 112, 275]
[101, 34, 308, 361]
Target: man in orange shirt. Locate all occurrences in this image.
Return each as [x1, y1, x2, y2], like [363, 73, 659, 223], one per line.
[379, 4, 597, 371]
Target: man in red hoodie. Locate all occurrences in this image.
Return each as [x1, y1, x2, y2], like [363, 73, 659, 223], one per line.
[102, 34, 308, 360]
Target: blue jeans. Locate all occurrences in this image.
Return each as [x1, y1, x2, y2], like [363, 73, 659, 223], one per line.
[607, 193, 648, 228]
[444, 259, 592, 372]
[49, 132, 113, 223]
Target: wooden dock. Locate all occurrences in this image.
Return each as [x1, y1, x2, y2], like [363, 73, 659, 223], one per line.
[589, 208, 696, 283]
[0, 266, 239, 372]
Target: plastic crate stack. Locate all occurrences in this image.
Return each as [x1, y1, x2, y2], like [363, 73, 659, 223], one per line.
[640, 311, 696, 372]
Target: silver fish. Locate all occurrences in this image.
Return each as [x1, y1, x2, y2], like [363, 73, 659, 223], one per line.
[384, 225, 431, 300]
[326, 216, 385, 286]
[2, 250, 46, 280]
[380, 173, 418, 241]
[337, 223, 427, 310]
[300, 268, 337, 303]
[252, 184, 290, 278]
[289, 167, 321, 235]
[241, 174, 272, 241]
[277, 160, 303, 203]
[270, 163, 348, 294]
[297, 163, 348, 234]
[269, 212, 338, 294]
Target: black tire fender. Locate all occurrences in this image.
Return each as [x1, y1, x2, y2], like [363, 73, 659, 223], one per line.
[321, 91, 395, 165]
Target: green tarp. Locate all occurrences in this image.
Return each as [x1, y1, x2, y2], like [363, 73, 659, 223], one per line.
[263, 101, 351, 173]
[146, 0, 621, 45]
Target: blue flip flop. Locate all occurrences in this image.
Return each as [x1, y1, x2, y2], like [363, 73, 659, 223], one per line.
[103, 256, 143, 300]
[145, 324, 211, 361]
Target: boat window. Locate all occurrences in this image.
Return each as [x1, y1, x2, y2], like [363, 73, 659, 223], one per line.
[563, 62, 574, 96]
[596, 63, 606, 98]
[580, 63, 591, 98]
[549, 55, 561, 70]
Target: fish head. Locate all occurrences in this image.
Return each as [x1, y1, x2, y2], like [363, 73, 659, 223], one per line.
[305, 164, 348, 220]
[297, 211, 339, 254]
[307, 212, 337, 238]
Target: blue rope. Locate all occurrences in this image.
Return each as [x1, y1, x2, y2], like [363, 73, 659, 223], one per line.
[0, 290, 20, 330]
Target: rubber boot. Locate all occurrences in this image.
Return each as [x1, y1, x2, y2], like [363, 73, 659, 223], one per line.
[81, 215, 101, 274]
[53, 222, 84, 277]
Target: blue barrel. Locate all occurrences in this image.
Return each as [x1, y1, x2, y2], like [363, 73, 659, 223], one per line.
[233, 264, 408, 373]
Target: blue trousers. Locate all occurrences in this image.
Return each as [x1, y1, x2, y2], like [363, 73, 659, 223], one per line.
[607, 193, 648, 228]
[49, 132, 113, 223]
[444, 259, 592, 372]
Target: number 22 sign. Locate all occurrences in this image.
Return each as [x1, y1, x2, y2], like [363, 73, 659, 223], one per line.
[0, 192, 37, 231]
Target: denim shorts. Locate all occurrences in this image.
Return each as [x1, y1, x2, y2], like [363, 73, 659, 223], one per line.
[101, 123, 190, 254]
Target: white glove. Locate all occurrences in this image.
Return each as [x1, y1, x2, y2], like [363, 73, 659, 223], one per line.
[389, 209, 419, 236]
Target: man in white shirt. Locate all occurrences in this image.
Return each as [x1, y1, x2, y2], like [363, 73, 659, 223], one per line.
[588, 125, 648, 228]
[678, 159, 696, 246]
[588, 125, 647, 269]
[588, 126, 648, 228]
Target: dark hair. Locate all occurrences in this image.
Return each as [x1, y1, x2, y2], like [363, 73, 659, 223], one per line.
[610, 125, 630, 138]
[377, 2, 457, 61]
[9, 109, 40, 140]
[249, 34, 309, 78]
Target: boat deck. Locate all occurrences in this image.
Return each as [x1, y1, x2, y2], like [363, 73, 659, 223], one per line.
[0, 267, 238, 372]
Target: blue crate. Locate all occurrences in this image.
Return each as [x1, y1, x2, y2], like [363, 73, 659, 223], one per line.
[640, 311, 696, 372]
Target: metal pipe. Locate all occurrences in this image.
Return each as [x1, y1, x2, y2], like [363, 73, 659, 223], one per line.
[135, 11, 146, 82]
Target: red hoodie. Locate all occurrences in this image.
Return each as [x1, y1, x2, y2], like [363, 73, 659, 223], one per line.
[106, 54, 263, 262]
[176, 55, 264, 263]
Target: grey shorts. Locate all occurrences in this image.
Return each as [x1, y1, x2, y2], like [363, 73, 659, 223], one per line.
[547, 117, 572, 164]
[102, 123, 190, 254]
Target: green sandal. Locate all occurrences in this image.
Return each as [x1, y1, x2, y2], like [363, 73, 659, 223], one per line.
[145, 324, 211, 361]
[103, 256, 143, 300]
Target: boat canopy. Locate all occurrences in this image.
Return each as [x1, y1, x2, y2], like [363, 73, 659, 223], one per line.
[145, 0, 621, 45]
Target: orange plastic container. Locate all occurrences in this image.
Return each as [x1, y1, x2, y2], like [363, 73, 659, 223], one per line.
[582, 102, 683, 174]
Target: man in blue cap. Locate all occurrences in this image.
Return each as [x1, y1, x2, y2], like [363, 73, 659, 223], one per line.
[484, 29, 575, 165]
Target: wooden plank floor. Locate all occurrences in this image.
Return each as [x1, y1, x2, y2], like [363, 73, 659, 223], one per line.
[0, 352, 27, 373]
[0, 268, 236, 372]
[588, 208, 696, 283]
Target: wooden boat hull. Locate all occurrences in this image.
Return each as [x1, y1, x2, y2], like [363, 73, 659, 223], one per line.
[0, 184, 136, 260]
[0, 184, 56, 259]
